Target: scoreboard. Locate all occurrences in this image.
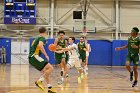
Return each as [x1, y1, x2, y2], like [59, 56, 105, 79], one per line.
[4, 0, 36, 24]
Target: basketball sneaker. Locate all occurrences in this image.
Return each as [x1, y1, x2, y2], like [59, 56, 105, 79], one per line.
[78, 73, 84, 83]
[132, 80, 137, 87]
[48, 87, 56, 93]
[78, 77, 82, 83]
[130, 71, 133, 81]
[81, 73, 84, 79]
[35, 80, 45, 92]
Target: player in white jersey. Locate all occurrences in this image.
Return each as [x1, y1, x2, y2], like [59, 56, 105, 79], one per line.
[67, 37, 81, 69]
[56, 37, 84, 83]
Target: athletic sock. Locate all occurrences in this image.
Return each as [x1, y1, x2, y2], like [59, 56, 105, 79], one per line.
[38, 76, 45, 82]
[47, 84, 52, 89]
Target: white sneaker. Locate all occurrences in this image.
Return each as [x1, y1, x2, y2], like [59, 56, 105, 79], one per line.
[57, 78, 63, 85]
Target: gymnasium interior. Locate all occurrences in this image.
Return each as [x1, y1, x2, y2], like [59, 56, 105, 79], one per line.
[0, 0, 140, 93]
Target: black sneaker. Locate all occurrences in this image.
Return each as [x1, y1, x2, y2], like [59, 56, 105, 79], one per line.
[132, 80, 137, 87]
[60, 71, 63, 76]
[48, 87, 56, 93]
[130, 71, 133, 81]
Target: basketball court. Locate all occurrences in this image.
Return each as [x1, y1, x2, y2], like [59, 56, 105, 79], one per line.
[0, 65, 139, 93]
[0, 0, 140, 93]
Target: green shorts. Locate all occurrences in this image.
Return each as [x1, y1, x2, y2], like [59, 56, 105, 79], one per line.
[55, 52, 66, 64]
[65, 52, 69, 63]
[126, 53, 139, 66]
[79, 53, 86, 63]
[29, 55, 48, 71]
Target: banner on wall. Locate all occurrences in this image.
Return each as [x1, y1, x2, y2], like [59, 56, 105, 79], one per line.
[4, 17, 36, 24]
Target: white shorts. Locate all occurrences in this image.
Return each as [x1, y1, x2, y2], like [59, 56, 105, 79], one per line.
[86, 51, 89, 57]
[67, 58, 81, 69]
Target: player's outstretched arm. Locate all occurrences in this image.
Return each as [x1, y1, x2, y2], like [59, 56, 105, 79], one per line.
[54, 47, 70, 53]
[60, 47, 71, 51]
[115, 45, 128, 51]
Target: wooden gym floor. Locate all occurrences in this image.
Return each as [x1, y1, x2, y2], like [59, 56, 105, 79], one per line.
[0, 64, 140, 93]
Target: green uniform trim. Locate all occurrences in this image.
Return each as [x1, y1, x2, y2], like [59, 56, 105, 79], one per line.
[29, 56, 48, 71]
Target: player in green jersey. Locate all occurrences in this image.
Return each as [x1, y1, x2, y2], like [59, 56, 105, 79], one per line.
[77, 37, 88, 75]
[28, 27, 56, 93]
[54, 31, 68, 82]
[56, 37, 84, 84]
[115, 27, 140, 87]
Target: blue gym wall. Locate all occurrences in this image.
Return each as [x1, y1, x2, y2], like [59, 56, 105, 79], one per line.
[112, 40, 128, 66]
[88, 40, 112, 66]
[1, 38, 139, 66]
[0, 38, 11, 64]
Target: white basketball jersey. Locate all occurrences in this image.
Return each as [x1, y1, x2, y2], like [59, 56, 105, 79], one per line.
[68, 43, 79, 58]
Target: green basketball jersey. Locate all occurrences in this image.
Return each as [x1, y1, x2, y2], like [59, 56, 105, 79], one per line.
[57, 38, 66, 48]
[78, 42, 86, 54]
[128, 36, 140, 54]
[29, 36, 46, 57]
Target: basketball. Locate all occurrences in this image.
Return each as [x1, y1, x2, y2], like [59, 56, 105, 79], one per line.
[48, 44, 56, 51]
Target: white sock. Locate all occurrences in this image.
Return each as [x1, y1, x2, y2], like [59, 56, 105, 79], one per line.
[62, 77, 64, 81]
[66, 74, 69, 77]
[84, 66, 87, 69]
[83, 67, 87, 73]
[47, 84, 52, 88]
[38, 76, 44, 82]
[61, 68, 64, 72]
